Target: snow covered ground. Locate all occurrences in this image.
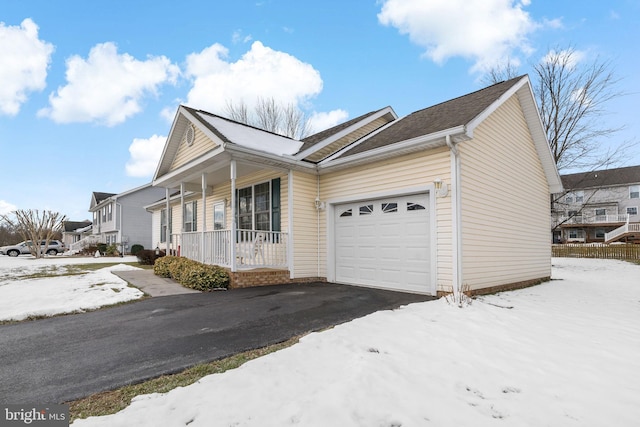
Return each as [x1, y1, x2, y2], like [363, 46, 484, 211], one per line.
[1, 256, 638, 425]
[0, 255, 143, 321]
[64, 257, 640, 427]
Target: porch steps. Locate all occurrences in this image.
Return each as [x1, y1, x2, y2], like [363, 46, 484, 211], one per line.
[604, 222, 640, 243]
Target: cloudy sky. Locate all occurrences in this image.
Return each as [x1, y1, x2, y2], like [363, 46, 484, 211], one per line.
[1, 0, 639, 219]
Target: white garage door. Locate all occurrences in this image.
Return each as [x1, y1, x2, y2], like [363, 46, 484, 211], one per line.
[334, 194, 431, 294]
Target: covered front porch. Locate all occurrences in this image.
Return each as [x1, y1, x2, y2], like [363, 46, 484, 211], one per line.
[170, 228, 289, 270]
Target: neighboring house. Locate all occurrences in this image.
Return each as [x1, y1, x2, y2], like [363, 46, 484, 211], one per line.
[147, 75, 562, 295]
[89, 184, 166, 253]
[61, 220, 92, 248]
[552, 165, 640, 243]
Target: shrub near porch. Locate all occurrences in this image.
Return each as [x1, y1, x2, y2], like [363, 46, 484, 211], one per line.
[154, 256, 230, 291]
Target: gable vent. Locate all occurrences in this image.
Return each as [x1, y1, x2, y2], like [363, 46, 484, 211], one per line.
[185, 124, 195, 146]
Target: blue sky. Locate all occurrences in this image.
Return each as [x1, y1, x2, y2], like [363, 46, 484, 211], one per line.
[1, 0, 639, 219]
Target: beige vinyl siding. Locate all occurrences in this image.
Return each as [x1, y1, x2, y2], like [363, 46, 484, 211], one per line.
[460, 96, 551, 290]
[319, 148, 453, 290]
[290, 170, 321, 278]
[170, 126, 218, 171]
[305, 117, 392, 162]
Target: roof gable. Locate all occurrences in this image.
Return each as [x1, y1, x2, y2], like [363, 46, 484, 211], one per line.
[296, 107, 397, 162]
[154, 106, 303, 181]
[91, 192, 115, 209]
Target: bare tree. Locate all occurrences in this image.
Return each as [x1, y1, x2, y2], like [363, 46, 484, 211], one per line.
[480, 58, 519, 86]
[224, 97, 312, 139]
[1, 210, 66, 258]
[484, 46, 632, 172]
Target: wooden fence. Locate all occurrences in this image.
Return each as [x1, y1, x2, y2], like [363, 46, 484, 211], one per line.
[552, 244, 640, 260]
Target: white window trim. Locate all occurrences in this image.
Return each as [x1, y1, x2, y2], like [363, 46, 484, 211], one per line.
[627, 206, 638, 216]
[630, 185, 640, 199]
[237, 181, 272, 231]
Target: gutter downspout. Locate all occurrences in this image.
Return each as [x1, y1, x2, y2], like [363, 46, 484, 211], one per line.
[446, 134, 463, 301]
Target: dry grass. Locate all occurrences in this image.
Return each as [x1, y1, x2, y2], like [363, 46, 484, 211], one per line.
[68, 336, 301, 422]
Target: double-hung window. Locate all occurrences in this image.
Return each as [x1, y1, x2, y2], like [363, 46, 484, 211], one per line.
[236, 178, 281, 232]
[160, 208, 172, 243]
[630, 185, 640, 199]
[183, 201, 197, 232]
[213, 202, 225, 230]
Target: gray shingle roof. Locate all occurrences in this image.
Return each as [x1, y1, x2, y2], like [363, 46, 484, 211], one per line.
[93, 192, 116, 204]
[561, 165, 640, 190]
[337, 76, 524, 158]
[63, 220, 92, 232]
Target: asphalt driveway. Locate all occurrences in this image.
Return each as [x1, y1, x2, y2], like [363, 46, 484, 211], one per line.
[0, 282, 433, 404]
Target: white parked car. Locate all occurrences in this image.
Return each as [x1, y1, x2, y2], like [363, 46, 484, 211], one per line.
[0, 240, 66, 257]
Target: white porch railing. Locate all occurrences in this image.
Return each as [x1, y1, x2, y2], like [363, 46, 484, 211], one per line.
[605, 219, 640, 243]
[557, 213, 629, 226]
[68, 234, 100, 253]
[169, 229, 288, 270]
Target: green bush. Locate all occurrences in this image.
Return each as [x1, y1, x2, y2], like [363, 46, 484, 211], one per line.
[130, 244, 144, 255]
[153, 256, 229, 291]
[97, 243, 107, 254]
[153, 255, 182, 277]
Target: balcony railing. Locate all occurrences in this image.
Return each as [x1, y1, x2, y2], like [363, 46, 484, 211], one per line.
[555, 213, 629, 227]
[169, 229, 288, 270]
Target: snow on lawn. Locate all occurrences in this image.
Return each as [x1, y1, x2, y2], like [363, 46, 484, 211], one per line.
[72, 258, 640, 427]
[0, 255, 144, 321]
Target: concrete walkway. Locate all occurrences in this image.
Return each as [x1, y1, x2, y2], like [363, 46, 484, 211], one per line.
[113, 269, 200, 297]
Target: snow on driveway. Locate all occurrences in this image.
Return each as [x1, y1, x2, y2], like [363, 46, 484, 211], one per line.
[70, 257, 640, 427]
[0, 255, 144, 321]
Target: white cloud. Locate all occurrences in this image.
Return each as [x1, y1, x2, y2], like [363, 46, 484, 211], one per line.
[308, 109, 349, 134]
[38, 42, 179, 126]
[542, 48, 585, 70]
[184, 41, 323, 115]
[0, 200, 17, 215]
[0, 19, 54, 116]
[125, 135, 166, 178]
[378, 0, 539, 72]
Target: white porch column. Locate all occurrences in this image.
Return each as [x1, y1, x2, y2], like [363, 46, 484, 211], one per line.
[201, 173, 207, 263]
[230, 160, 237, 272]
[165, 188, 171, 253]
[180, 183, 185, 233]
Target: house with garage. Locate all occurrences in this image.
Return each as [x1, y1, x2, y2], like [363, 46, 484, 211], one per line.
[85, 184, 166, 254]
[147, 75, 562, 295]
[552, 165, 640, 243]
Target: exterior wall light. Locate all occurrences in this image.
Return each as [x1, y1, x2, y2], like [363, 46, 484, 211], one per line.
[314, 197, 326, 210]
[434, 178, 449, 198]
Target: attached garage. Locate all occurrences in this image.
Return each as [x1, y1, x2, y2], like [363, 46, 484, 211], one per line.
[333, 194, 432, 294]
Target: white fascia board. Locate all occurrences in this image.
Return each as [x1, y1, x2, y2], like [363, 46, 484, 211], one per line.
[294, 106, 398, 160]
[318, 126, 466, 172]
[143, 192, 188, 212]
[152, 107, 184, 181]
[517, 84, 564, 194]
[152, 145, 229, 188]
[225, 144, 317, 172]
[153, 106, 228, 182]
